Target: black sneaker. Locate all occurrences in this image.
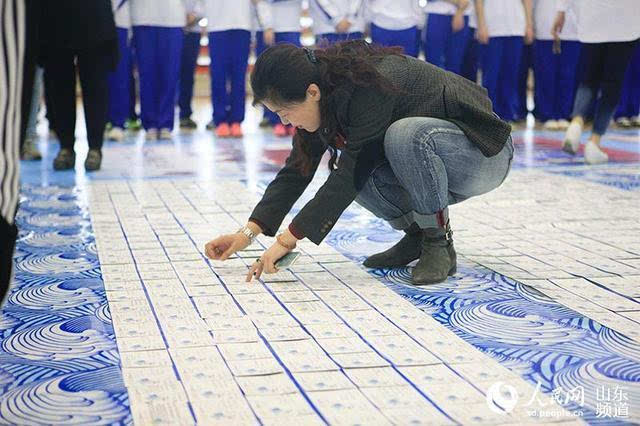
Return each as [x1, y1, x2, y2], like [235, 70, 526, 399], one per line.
[180, 117, 198, 129]
[53, 148, 75, 170]
[84, 149, 102, 171]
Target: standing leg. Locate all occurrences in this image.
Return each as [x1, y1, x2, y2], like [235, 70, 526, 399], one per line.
[156, 27, 183, 133]
[228, 29, 251, 135]
[461, 33, 479, 83]
[425, 13, 450, 69]
[44, 46, 78, 169]
[591, 40, 639, 137]
[497, 36, 524, 122]
[133, 26, 159, 132]
[107, 27, 131, 131]
[563, 43, 606, 154]
[178, 31, 201, 123]
[208, 31, 229, 128]
[533, 40, 555, 123]
[481, 37, 504, 118]
[515, 42, 532, 121]
[445, 16, 471, 74]
[556, 40, 581, 122]
[77, 42, 112, 170]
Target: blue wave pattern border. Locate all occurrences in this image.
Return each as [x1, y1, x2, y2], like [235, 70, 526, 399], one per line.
[0, 185, 131, 425]
[319, 206, 640, 425]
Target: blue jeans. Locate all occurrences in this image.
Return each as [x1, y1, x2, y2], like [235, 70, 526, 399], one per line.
[355, 117, 514, 229]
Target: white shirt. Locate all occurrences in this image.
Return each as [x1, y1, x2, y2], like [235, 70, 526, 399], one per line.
[270, 0, 302, 33]
[206, 0, 270, 32]
[478, 0, 526, 37]
[534, 0, 576, 41]
[130, 0, 187, 27]
[367, 0, 422, 30]
[423, 0, 472, 16]
[112, 0, 131, 29]
[557, 0, 640, 43]
[309, 0, 365, 35]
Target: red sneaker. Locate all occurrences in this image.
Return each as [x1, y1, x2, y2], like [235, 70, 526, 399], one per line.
[215, 123, 230, 138]
[230, 122, 243, 138]
[273, 123, 288, 137]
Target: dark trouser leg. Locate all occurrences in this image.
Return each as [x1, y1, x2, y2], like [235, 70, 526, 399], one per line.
[77, 43, 112, 151]
[43, 48, 77, 151]
[592, 39, 640, 135]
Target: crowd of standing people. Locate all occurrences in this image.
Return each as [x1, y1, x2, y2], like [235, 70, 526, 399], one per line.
[17, 0, 640, 171]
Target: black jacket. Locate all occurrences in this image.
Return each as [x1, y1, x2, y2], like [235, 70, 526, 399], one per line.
[39, 0, 117, 50]
[250, 55, 512, 244]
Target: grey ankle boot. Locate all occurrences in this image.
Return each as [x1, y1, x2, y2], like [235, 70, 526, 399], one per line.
[412, 222, 457, 285]
[363, 223, 423, 269]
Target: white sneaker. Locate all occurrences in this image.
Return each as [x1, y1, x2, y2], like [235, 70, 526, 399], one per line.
[543, 120, 559, 130]
[107, 126, 125, 142]
[584, 140, 609, 164]
[145, 128, 158, 141]
[562, 120, 583, 154]
[556, 119, 570, 130]
[616, 117, 632, 128]
[159, 128, 173, 140]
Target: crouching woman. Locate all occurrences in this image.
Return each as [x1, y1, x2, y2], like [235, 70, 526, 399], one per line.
[205, 40, 514, 285]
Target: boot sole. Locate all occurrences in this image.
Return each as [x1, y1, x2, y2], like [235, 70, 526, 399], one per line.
[411, 264, 457, 286]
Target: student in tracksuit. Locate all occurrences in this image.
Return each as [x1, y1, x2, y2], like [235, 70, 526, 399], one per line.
[255, 0, 302, 137]
[614, 45, 640, 128]
[531, 0, 580, 130]
[106, 0, 132, 142]
[178, 0, 204, 130]
[309, 0, 365, 45]
[556, 0, 640, 164]
[474, 0, 534, 122]
[131, 0, 186, 141]
[205, 0, 270, 138]
[423, 0, 472, 73]
[366, 0, 421, 58]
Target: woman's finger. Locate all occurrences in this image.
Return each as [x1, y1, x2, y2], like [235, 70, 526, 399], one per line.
[246, 259, 263, 282]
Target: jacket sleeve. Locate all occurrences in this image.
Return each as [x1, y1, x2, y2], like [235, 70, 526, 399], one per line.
[249, 134, 327, 236]
[291, 86, 397, 244]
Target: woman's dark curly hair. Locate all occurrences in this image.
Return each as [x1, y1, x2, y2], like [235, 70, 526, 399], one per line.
[251, 40, 403, 175]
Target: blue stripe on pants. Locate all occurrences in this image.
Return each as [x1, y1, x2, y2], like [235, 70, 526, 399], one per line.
[533, 40, 581, 121]
[425, 14, 471, 74]
[370, 24, 419, 57]
[481, 36, 524, 121]
[133, 26, 183, 130]
[208, 30, 250, 125]
[178, 32, 201, 120]
[107, 27, 132, 128]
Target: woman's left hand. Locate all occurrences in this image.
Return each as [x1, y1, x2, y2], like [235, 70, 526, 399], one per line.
[246, 242, 291, 282]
